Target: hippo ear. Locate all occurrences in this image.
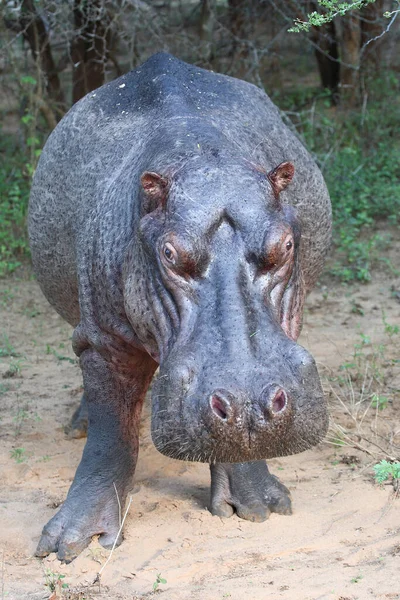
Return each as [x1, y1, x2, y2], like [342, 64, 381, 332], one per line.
[141, 171, 169, 213]
[268, 162, 295, 196]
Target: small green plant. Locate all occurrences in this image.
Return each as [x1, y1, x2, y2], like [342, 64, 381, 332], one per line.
[0, 334, 19, 358]
[337, 327, 390, 388]
[350, 301, 364, 316]
[13, 407, 30, 437]
[13, 407, 30, 436]
[13, 401, 40, 436]
[371, 394, 389, 411]
[350, 573, 363, 584]
[4, 358, 24, 378]
[10, 447, 27, 463]
[382, 314, 400, 338]
[43, 569, 69, 593]
[23, 306, 40, 318]
[374, 460, 400, 485]
[37, 455, 51, 463]
[153, 573, 167, 593]
[46, 344, 76, 364]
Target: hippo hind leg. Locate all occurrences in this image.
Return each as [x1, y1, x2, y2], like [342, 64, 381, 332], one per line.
[65, 394, 88, 439]
[210, 461, 292, 522]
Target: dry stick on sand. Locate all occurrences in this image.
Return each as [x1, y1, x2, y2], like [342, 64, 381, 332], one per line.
[326, 423, 398, 462]
[92, 487, 133, 586]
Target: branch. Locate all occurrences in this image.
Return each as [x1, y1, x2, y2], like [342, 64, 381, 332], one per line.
[360, 8, 400, 58]
[289, 0, 376, 33]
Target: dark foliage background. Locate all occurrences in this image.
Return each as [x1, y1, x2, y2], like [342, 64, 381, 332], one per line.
[1, 0, 399, 280]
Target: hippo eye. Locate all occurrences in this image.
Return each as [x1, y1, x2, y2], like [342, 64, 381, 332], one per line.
[162, 242, 177, 265]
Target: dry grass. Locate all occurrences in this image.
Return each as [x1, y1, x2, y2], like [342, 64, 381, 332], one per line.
[323, 326, 400, 464]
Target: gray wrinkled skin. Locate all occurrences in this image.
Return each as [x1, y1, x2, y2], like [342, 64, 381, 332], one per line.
[29, 53, 332, 561]
[210, 461, 292, 521]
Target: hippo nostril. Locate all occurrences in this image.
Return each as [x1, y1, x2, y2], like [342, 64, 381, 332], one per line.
[210, 392, 231, 421]
[270, 389, 287, 415]
[261, 386, 288, 420]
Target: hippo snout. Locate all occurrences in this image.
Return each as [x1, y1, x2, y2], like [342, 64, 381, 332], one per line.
[151, 343, 328, 464]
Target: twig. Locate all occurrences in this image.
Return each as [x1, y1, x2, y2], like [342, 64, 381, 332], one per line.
[327, 423, 398, 461]
[360, 10, 400, 58]
[356, 434, 398, 462]
[113, 482, 122, 528]
[96, 494, 133, 581]
[326, 432, 376, 458]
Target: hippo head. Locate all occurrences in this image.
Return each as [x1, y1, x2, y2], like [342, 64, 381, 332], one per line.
[125, 155, 328, 463]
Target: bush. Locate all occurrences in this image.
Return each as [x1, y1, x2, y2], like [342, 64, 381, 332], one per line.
[276, 77, 400, 282]
[0, 134, 31, 276]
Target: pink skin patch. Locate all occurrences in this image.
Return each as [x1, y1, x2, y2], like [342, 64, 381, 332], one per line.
[270, 388, 287, 415]
[210, 394, 229, 421]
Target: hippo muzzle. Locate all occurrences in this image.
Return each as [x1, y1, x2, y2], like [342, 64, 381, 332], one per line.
[151, 324, 328, 463]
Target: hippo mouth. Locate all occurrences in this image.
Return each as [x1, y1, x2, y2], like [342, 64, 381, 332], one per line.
[151, 381, 329, 463]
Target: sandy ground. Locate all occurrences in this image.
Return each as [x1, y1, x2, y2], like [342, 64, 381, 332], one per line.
[0, 262, 399, 600]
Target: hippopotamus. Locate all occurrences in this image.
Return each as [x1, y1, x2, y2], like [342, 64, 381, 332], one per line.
[28, 52, 331, 563]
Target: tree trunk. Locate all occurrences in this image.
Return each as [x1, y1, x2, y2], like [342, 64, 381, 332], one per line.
[71, 0, 108, 104]
[310, 9, 340, 104]
[198, 0, 215, 62]
[228, 0, 252, 59]
[360, 0, 384, 71]
[20, 0, 65, 117]
[338, 12, 361, 107]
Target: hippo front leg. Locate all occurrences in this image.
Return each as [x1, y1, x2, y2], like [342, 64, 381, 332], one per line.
[210, 461, 292, 522]
[36, 348, 156, 563]
[65, 393, 88, 439]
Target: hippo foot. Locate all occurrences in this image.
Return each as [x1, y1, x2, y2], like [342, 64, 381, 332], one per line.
[35, 493, 122, 563]
[209, 460, 292, 522]
[65, 394, 88, 439]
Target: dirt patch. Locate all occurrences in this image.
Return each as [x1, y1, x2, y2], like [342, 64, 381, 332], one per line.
[0, 262, 399, 600]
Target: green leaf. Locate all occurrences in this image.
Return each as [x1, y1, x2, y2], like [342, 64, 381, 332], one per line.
[20, 75, 37, 86]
